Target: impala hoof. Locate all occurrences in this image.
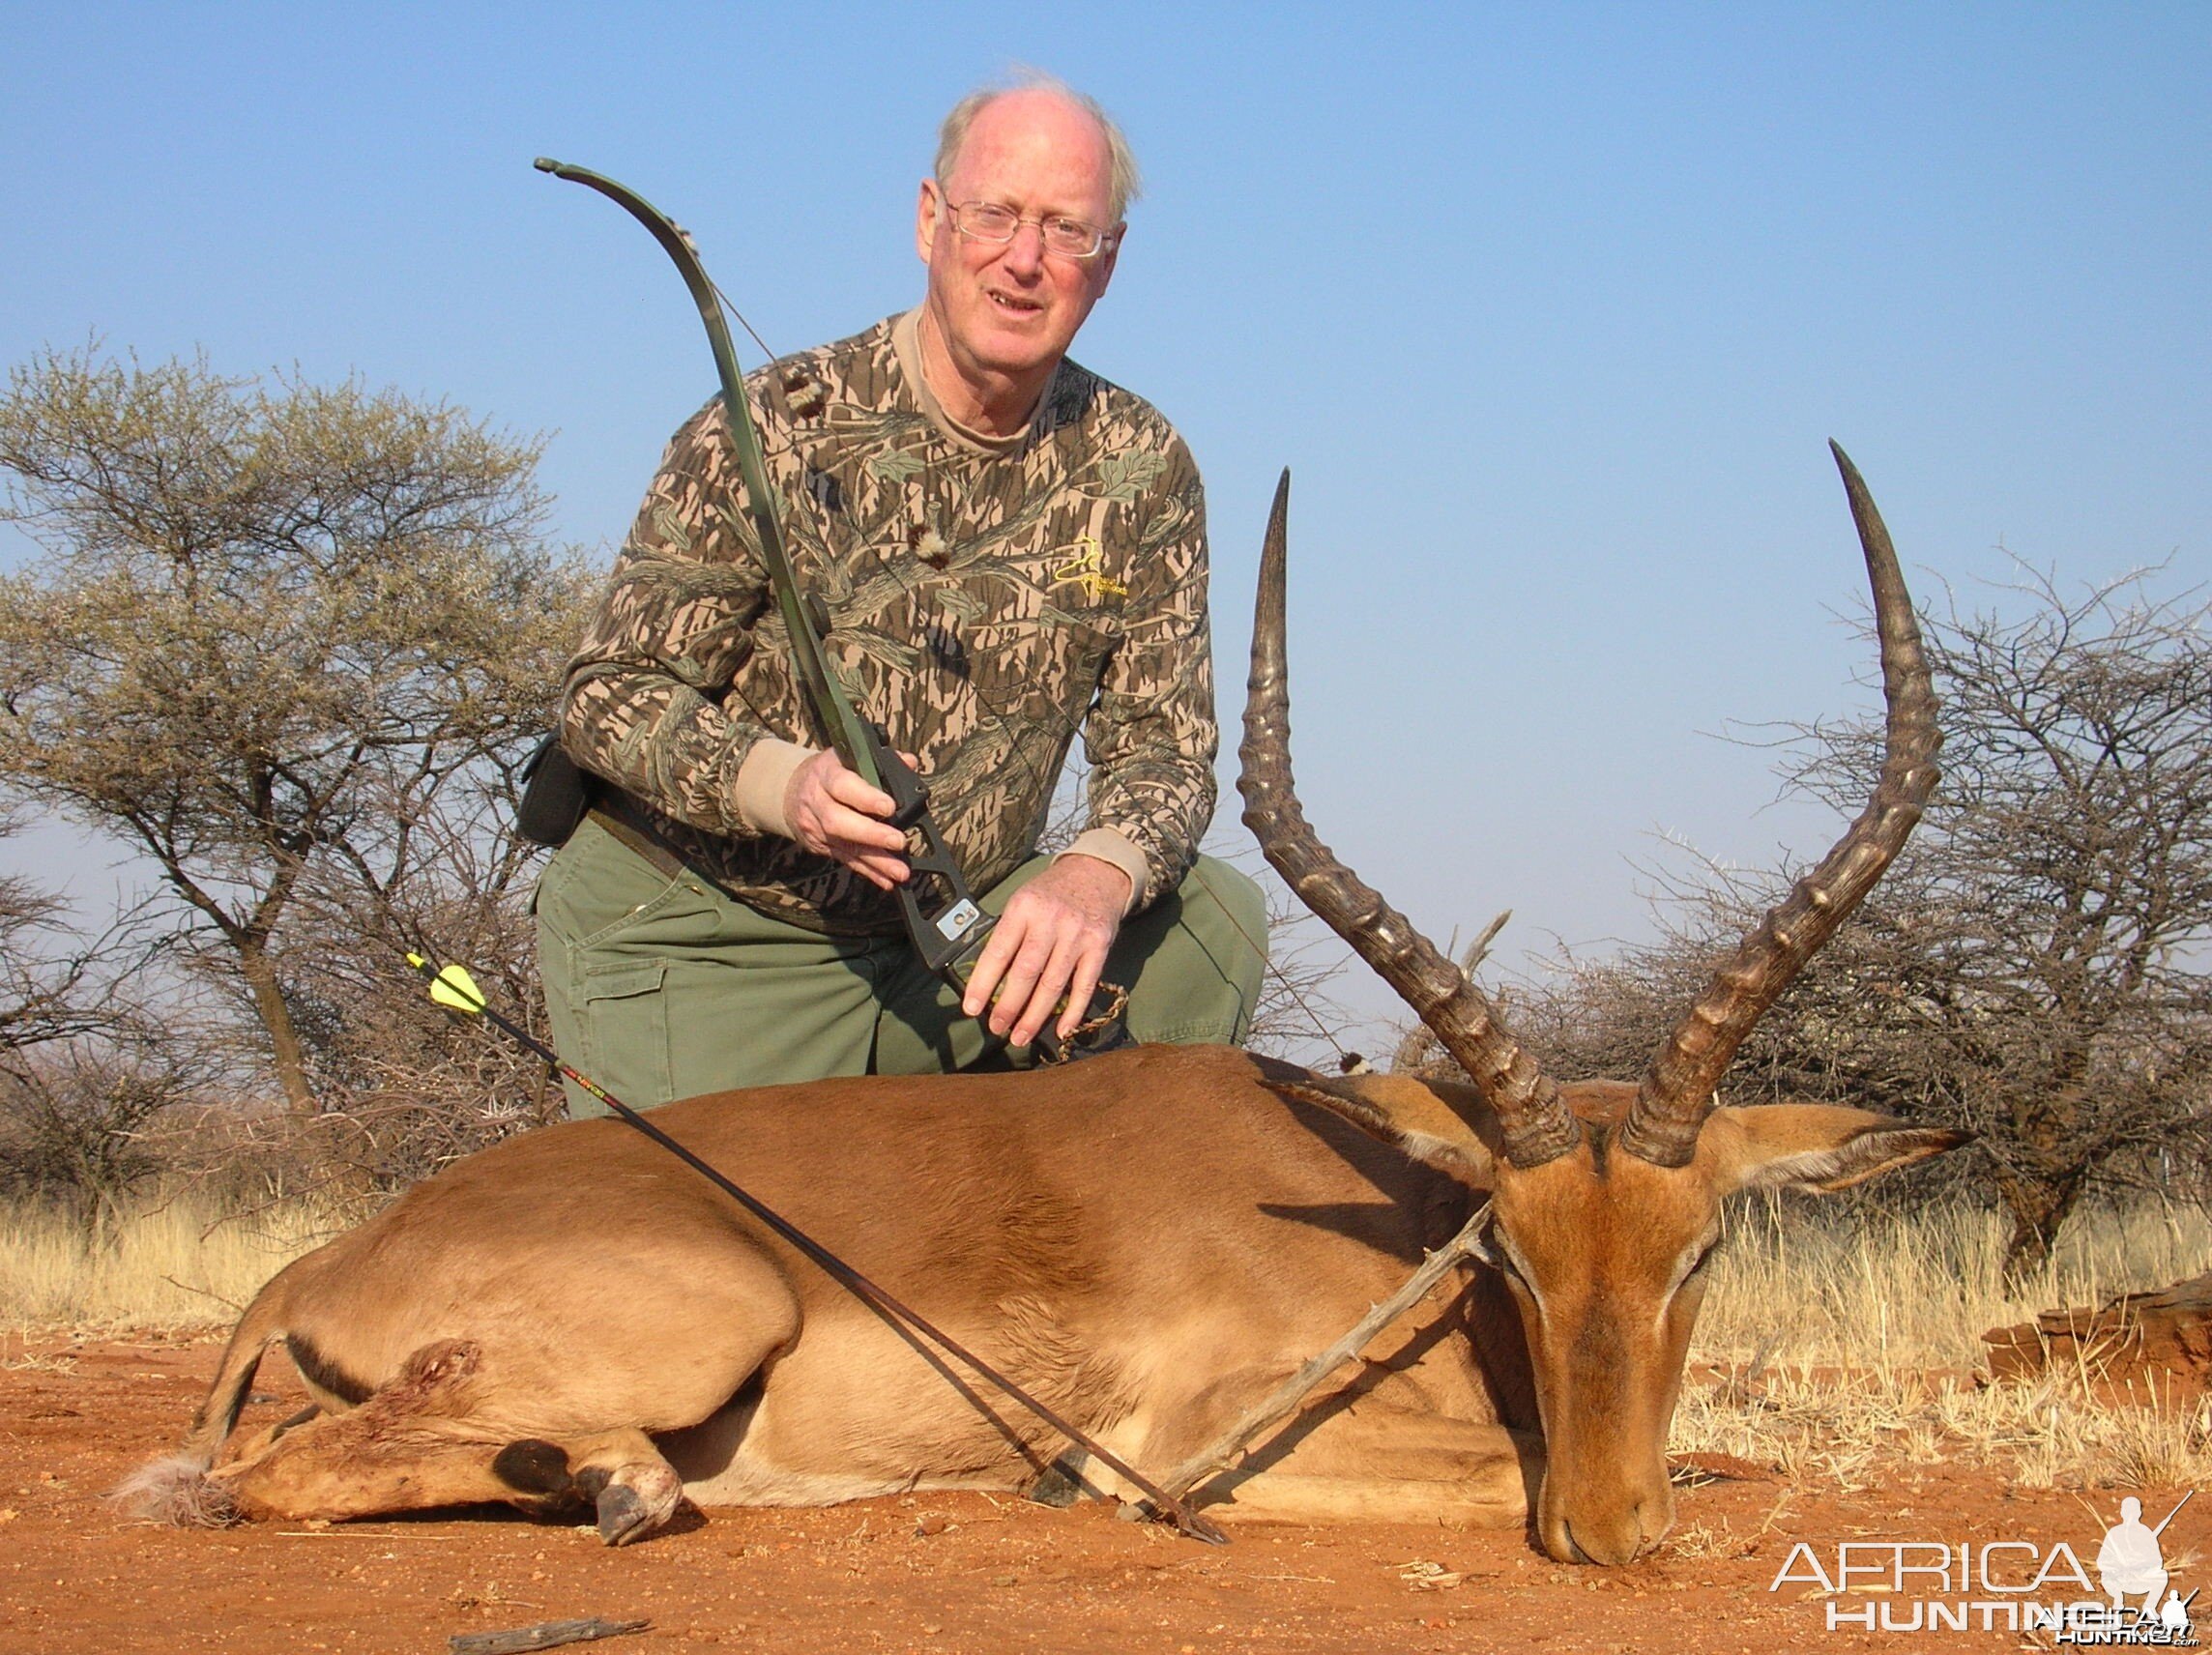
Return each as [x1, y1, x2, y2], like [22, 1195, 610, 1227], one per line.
[1024, 1457, 1087, 1508]
[581, 1461, 684, 1547]
[596, 1485, 652, 1546]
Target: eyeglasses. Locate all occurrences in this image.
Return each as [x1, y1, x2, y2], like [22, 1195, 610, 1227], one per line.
[945, 199, 1115, 261]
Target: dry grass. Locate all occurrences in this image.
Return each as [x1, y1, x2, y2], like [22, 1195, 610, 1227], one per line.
[0, 1192, 352, 1332]
[1674, 1195, 2212, 1491]
[1692, 1194, 2212, 1374]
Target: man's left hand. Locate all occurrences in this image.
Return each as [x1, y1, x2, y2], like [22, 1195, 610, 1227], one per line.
[963, 855, 1132, 1047]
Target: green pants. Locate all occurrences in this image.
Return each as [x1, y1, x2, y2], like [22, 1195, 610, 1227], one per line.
[534, 816, 1268, 1116]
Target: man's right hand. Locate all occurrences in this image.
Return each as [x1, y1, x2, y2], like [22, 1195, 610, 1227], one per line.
[782, 748, 912, 890]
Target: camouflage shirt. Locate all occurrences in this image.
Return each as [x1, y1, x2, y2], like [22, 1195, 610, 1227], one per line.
[560, 310, 1217, 937]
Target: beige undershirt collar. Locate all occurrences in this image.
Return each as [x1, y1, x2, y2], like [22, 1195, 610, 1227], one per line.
[891, 307, 1055, 457]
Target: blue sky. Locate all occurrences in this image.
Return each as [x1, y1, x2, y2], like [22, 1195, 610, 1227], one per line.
[3, 4, 2206, 1048]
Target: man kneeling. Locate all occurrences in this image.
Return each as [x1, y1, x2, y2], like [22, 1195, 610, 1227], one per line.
[537, 74, 1264, 1108]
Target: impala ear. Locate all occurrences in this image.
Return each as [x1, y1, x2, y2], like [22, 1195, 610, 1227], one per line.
[1704, 1105, 1971, 1194]
[1265, 1073, 1499, 1186]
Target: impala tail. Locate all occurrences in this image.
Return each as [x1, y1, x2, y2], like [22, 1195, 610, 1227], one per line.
[110, 1278, 294, 1526]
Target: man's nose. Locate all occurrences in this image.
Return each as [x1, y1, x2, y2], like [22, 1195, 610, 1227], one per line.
[1001, 222, 1047, 277]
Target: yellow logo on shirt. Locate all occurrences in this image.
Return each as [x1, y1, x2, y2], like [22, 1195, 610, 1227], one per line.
[1050, 537, 1129, 601]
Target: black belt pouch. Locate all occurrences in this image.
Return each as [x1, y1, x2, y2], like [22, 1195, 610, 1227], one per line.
[516, 734, 593, 848]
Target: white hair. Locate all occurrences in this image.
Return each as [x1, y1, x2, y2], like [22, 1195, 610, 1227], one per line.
[933, 71, 1142, 224]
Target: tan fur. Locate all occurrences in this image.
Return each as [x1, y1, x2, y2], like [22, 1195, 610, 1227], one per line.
[1309, 1076, 1965, 1564]
[125, 1046, 1961, 1561]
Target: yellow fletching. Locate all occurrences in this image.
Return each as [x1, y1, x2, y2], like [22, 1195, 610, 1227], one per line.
[422, 960, 486, 1015]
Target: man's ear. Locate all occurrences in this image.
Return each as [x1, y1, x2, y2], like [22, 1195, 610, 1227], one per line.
[1703, 1104, 1971, 1195]
[916, 178, 944, 265]
[1264, 1071, 1498, 1187]
[1091, 224, 1123, 295]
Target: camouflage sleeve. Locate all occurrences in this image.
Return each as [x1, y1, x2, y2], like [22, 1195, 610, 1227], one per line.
[558, 400, 790, 837]
[1081, 433, 1218, 907]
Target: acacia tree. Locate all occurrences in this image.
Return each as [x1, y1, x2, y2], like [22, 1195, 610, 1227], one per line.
[1804, 570, 2212, 1276]
[0, 348, 594, 1115]
[0, 815, 209, 1234]
[0, 817, 117, 1060]
[272, 759, 565, 1188]
[1494, 570, 2212, 1282]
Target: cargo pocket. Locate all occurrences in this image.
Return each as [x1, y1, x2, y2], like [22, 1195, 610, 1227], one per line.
[577, 959, 674, 1113]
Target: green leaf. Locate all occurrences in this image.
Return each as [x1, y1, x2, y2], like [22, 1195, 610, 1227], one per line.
[867, 450, 928, 486]
[1094, 450, 1166, 504]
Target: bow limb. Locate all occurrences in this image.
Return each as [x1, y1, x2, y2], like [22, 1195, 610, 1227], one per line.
[536, 158, 877, 780]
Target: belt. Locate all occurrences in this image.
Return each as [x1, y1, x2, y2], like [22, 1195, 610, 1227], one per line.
[587, 788, 723, 892]
[584, 789, 900, 944]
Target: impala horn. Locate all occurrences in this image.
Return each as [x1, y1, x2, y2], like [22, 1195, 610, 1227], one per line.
[1238, 470, 1581, 1169]
[1617, 444, 1942, 1167]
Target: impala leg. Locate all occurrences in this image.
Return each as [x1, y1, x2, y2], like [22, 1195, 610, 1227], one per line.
[216, 1403, 322, 1470]
[218, 1415, 684, 1542]
[211, 1341, 526, 1522]
[1196, 1402, 1542, 1526]
[512, 1429, 686, 1546]
[208, 1341, 690, 1545]
[1110, 1371, 1542, 1528]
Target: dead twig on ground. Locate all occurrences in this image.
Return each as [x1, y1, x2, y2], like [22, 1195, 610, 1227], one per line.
[450, 1618, 650, 1654]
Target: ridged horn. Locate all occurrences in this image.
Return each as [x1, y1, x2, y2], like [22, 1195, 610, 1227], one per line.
[1237, 470, 1581, 1169]
[1618, 444, 1942, 1167]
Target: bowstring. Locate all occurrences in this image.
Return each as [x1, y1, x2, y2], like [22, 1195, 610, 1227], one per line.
[708, 275, 779, 373]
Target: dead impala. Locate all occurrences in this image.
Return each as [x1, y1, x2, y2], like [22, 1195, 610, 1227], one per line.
[122, 445, 1962, 1565]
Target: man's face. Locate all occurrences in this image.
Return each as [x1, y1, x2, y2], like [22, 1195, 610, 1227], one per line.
[916, 89, 1121, 391]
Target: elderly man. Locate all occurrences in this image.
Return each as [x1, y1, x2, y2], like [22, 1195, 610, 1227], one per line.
[537, 77, 1266, 1112]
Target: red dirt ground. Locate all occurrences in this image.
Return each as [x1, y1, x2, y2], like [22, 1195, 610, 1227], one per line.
[2, 1331, 2201, 1654]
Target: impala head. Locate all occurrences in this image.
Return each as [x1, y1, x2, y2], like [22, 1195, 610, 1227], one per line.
[1238, 448, 1967, 1565]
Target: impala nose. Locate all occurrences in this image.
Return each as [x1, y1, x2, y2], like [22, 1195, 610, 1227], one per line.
[1560, 1498, 1664, 1567]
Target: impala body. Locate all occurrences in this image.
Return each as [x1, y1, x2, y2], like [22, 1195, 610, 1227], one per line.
[124, 448, 1963, 1564]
